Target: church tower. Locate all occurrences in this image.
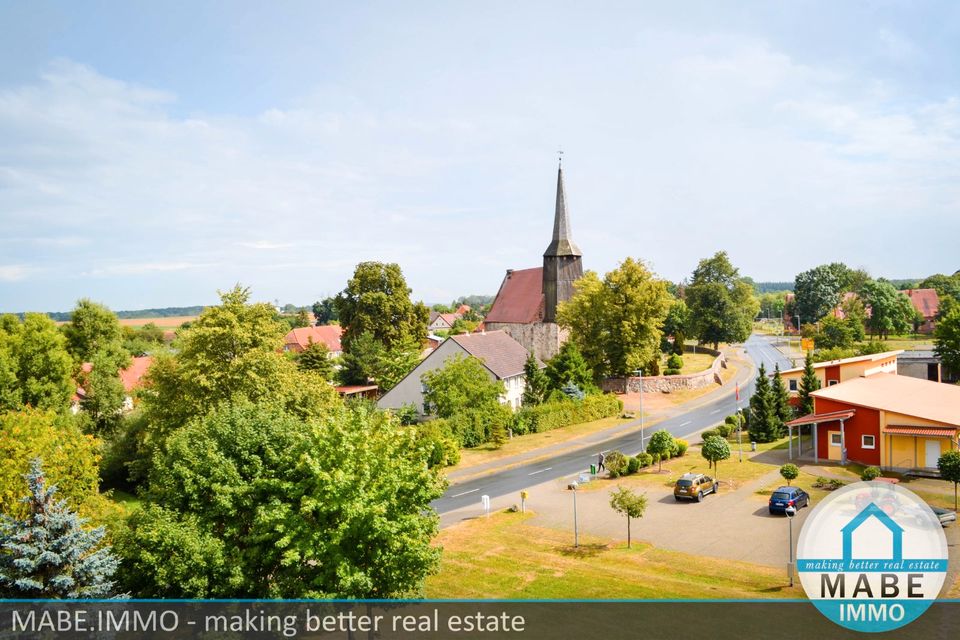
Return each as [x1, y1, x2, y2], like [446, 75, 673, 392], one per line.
[542, 162, 583, 323]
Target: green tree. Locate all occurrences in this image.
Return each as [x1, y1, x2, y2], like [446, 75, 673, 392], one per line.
[685, 252, 759, 349]
[815, 315, 855, 350]
[758, 291, 789, 321]
[608, 487, 647, 548]
[934, 307, 960, 379]
[918, 274, 960, 301]
[793, 265, 844, 328]
[421, 355, 504, 419]
[0, 333, 21, 412]
[0, 410, 104, 519]
[861, 280, 914, 339]
[80, 352, 127, 435]
[8, 314, 74, 412]
[544, 341, 596, 394]
[779, 463, 799, 486]
[521, 353, 549, 406]
[335, 262, 429, 352]
[937, 450, 960, 511]
[0, 460, 120, 599]
[141, 285, 339, 443]
[748, 364, 781, 443]
[557, 258, 672, 378]
[62, 299, 128, 368]
[839, 295, 868, 342]
[771, 365, 794, 423]
[311, 297, 339, 325]
[701, 436, 731, 484]
[127, 403, 444, 598]
[797, 351, 821, 417]
[296, 339, 335, 381]
[646, 430, 675, 472]
[662, 299, 691, 355]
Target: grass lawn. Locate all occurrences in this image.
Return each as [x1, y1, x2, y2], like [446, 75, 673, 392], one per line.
[426, 511, 801, 599]
[107, 489, 142, 511]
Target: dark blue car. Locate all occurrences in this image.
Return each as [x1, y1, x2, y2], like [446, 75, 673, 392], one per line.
[768, 486, 810, 514]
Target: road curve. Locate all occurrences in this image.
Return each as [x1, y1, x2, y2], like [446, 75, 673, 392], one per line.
[431, 334, 792, 514]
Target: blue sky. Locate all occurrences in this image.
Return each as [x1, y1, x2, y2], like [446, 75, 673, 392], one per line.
[2, 2, 959, 312]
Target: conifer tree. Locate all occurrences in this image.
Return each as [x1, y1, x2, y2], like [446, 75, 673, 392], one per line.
[0, 459, 120, 599]
[797, 351, 821, 417]
[521, 353, 549, 406]
[748, 364, 780, 443]
[296, 339, 335, 382]
[771, 365, 794, 423]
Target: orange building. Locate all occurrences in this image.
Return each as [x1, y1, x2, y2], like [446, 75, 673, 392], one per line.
[778, 350, 902, 402]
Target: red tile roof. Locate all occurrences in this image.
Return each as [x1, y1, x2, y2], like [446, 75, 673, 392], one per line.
[484, 267, 544, 324]
[120, 356, 153, 393]
[885, 425, 957, 437]
[450, 330, 539, 379]
[284, 325, 343, 353]
[785, 409, 857, 427]
[905, 288, 939, 319]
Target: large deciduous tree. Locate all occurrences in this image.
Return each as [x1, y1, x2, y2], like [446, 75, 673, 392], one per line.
[335, 262, 429, 352]
[557, 258, 672, 378]
[141, 285, 339, 443]
[118, 403, 444, 598]
[934, 307, 960, 376]
[662, 299, 691, 355]
[684, 252, 758, 350]
[860, 280, 915, 339]
[62, 299, 129, 369]
[79, 353, 127, 435]
[421, 355, 504, 419]
[793, 265, 845, 327]
[5, 314, 74, 412]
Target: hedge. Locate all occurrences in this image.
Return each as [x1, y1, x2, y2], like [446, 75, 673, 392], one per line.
[512, 394, 623, 436]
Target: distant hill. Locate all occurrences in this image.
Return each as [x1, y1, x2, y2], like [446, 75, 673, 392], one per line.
[754, 282, 793, 293]
[24, 306, 208, 322]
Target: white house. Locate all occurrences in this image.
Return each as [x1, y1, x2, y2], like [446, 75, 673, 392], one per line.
[377, 330, 541, 415]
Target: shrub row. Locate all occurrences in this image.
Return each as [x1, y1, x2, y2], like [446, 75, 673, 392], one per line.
[512, 394, 623, 436]
[605, 437, 689, 478]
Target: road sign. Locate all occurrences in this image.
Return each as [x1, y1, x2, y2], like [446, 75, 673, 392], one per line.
[801, 338, 815, 352]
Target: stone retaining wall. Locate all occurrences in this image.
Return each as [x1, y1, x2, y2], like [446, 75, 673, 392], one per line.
[601, 351, 727, 394]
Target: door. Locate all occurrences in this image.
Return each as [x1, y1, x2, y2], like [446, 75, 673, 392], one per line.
[827, 431, 842, 461]
[925, 440, 942, 469]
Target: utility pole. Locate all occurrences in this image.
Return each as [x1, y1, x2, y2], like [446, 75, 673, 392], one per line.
[570, 482, 579, 548]
[634, 369, 645, 452]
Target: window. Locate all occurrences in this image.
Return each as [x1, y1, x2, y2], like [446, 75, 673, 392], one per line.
[789, 379, 798, 392]
[862, 435, 876, 449]
[828, 380, 839, 386]
[830, 433, 842, 446]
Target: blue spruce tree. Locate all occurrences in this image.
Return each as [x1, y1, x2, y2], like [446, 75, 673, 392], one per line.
[0, 459, 120, 598]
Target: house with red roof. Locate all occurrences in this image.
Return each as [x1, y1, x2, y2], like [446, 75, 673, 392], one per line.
[428, 311, 462, 332]
[904, 288, 940, 334]
[71, 355, 154, 414]
[283, 325, 343, 356]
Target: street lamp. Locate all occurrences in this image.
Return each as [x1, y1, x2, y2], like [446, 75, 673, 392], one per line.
[785, 506, 796, 587]
[569, 481, 579, 548]
[633, 368, 645, 452]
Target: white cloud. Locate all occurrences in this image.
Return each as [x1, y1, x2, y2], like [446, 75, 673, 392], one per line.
[0, 265, 29, 282]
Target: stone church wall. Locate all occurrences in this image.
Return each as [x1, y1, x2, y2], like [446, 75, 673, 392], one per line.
[484, 322, 567, 362]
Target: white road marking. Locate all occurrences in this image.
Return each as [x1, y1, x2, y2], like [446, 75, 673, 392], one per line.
[451, 488, 479, 498]
[680, 420, 692, 427]
[710, 409, 722, 414]
[528, 467, 552, 476]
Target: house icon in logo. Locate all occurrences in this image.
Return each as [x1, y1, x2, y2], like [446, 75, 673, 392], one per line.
[841, 502, 904, 562]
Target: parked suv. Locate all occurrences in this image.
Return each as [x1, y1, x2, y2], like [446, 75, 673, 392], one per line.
[768, 486, 810, 514]
[674, 473, 716, 502]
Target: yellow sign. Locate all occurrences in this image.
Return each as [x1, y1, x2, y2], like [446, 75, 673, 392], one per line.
[801, 338, 815, 352]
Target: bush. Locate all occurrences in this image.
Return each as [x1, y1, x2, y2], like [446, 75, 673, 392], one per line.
[637, 452, 653, 468]
[395, 403, 420, 426]
[700, 429, 719, 441]
[444, 404, 514, 448]
[779, 463, 799, 485]
[664, 368, 681, 376]
[513, 394, 622, 435]
[605, 450, 628, 478]
[861, 466, 882, 482]
[673, 439, 689, 457]
[414, 420, 461, 468]
[627, 456, 640, 474]
[715, 423, 732, 438]
[724, 414, 739, 426]
[666, 354, 684, 370]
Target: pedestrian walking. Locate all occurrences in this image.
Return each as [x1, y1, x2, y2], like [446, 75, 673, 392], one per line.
[597, 451, 606, 472]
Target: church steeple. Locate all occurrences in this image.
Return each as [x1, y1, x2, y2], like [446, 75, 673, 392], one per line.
[542, 160, 583, 323]
[544, 163, 582, 258]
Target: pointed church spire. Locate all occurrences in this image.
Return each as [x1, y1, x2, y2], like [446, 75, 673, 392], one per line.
[544, 161, 582, 257]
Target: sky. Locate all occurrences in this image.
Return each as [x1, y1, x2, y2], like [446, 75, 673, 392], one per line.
[1, 1, 959, 312]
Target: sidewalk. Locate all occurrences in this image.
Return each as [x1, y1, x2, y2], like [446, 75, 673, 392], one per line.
[445, 347, 756, 486]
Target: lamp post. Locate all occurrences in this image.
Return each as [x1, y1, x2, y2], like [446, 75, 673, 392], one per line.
[570, 482, 579, 548]
[633, 368, 645, 452]
[785, 506, 796, 587]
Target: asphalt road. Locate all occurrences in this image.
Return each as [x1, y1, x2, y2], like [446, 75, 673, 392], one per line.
[431, 333, 793, 515]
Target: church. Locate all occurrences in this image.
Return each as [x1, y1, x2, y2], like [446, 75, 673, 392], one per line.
[483, 163, 584, 361]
